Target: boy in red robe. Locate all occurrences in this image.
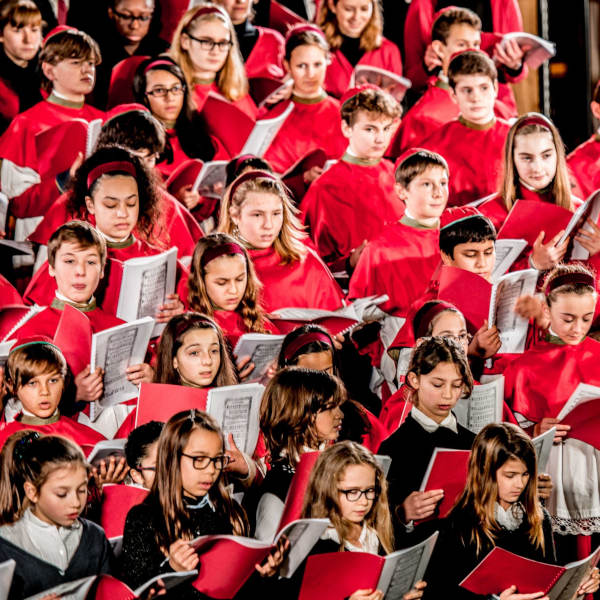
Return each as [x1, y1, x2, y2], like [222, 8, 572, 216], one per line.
[420, 50, 510, 207]
[300, 85, 403, 270]
[0, 27, 104, 220]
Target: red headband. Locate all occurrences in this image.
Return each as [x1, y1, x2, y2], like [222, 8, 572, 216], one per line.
[87, 161, 137, 189]
[432, 5, 459, 23]
[285, 24, 327, 43]
[546, 272, 596, 295]
[144, 59, 176, 73]
[191, 5, 228, 21]
[414, 301, 457, 340]
[233, 154, 257, 172]
[42, 25, 77, 46]
[394, 147, 434, 172]
[200, 242, 245, 268]
[174, 314, 217, 338]
[283, 332, 332, 361]
[516, 114, 553, 132]
[448, 47, 488, 66]
[229, 170, 279, 201]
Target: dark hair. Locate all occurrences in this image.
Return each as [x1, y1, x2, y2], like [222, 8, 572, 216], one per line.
[440, 215, 497, 258]
[6, 342, 67, 393]
[448, 50, 497, 89]
[47, 220, 106, 269]
[432, 7, 481, 43]
[284, 28, 329, 61]
[395, 150, 449, 188]
[125, 421, 164, 469]
[341, 87, 401, 126]
[95, 109, 165, 155]
[225, 155, 272, 187]
[277, 324, 335, 369]
[68, 145, 160, 242]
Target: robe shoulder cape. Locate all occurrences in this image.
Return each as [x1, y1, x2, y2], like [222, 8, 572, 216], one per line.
[212, 308, 279, 349]
[567, 135, 600, 200]
[245, 26, 285, 80]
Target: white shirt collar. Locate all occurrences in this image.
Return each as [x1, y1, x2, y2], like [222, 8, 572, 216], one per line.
[411, 405, 458, 434]
[321, 524, 380, 554]
[99, 230, 131, 244]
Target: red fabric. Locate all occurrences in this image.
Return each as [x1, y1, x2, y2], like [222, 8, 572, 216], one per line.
[261, 96, 346, 174]
[158, 0, 193, 43]
[193, 81, 258, 120]
[301, 158, 402, 264]
[420, 117, 510, 206]
[504, 337, 600, 423]
[211, 309, 279, 349]
[0, 99, 104, 218]
[0, 274, 22, 307]
[245, 27, 285, 80]
[324, 38, 403, 99]
[0, 77, 22, 128]
[248, 245, 344, 312]
[156, 128, 193, 179]
[349, 221, 440, 317]
[107, 55, 150, 109]
[567, 135, 600, 200]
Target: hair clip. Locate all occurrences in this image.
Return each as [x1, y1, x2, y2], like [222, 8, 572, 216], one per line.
[189, 408, 196, 422]
[14, 431, 40, 462]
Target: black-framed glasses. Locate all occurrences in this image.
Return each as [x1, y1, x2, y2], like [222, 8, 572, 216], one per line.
[145, 84, 185, 98]
[181, 453, 230, 470]
[185, 31, 233, 52]
[338, 487, 379, 502]
[445, 333, 473, 345]
[113, 9, 153, 23]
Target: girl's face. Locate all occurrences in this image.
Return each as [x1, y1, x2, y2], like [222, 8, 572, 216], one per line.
[337, 463, 377, 525]
[330, 0, 373, 38]
[110, 0, 154, 46]
[182, 19, 231, 76]
[131, 440, 158, 489]
[546, 292, 596, 345]
[145, 69, 185, 124]
[408, 361, 465, 423]
[180, 427, 224, 497]
[203, 254, 247, 312]
[25, 464, 88, 527]
[18, 370, 64, 419]
[315, 402, 343, 442]
[295, 350, 334, 375]
[496, 457, 529, 510]
[218, 0, 252, 25]
[173, 328, 221, 387]
[513, 131, 557, 191]
[430, 311, 470, 355]
[1, 21, 42, 65]
[85, 174, 139, 240]
[286, 44, 328, 97]
[231, 192, 284, 249]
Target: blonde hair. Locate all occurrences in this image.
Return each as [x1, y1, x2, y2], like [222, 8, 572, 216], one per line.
[218, 171, 307, 265]
[501, 113, 572, 212]
[170, 3, 248, 102]
[317, 0, 382, 52]
[301, 441, 394, 553]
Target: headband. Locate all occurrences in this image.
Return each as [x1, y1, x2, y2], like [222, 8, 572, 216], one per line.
[233, 154, 256, 173]
[174, 314, 218, 338]
[340, 83, 381, 108]
[285, 24, 327, 44]
[283, 332, 333, 361]
[14, 431, 41, 463]
[9, 339, 62, 355]
[200, 242, 245, 268]
[413, 301, 457, 340]
[42, 25, 77, 46]
[394, 147, 438, 172]
[546, 272, 596, 295]
[191, 5, 228, 22]
[104, 103, 149, 125]
[87, 161, 137, 189]
[228, 170, 279, 201]
[432, 5, 459, 23]
[440, 213, 487, 230]
[448, 47, 488, 66]
[515, 113, 553, 132]
[144, 59, 177, 74]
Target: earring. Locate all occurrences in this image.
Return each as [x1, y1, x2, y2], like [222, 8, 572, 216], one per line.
[232, 225, 240, 238]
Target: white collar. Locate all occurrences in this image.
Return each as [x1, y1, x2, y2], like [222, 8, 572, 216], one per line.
[494, 502, 524, 531]
[24, 507, 81, 531]
[321, 524, 380, 554]
[411, 405, 458, 433]
[99, 230, 132, 244]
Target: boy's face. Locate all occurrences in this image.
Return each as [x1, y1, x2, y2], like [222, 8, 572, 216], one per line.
[43, 56, 96, 98]
[48, 241, 103, 304]
[441, 240, 495, 281]
[396, 166, 449, 222]
[452, 73, 497, 124]
[0, 21, 42, 65]
[433, 23, 481, 73]
[18, 370, 64, 419]
[341, 110, 398, 161]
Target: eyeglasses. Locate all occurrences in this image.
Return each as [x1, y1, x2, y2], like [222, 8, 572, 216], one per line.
[444, 333, 473, 344]
[181, 453, 230, 470]
[338, 487, 379, 502]
[112, 9, 153, 23]
[145, 84, 185, 98]
[185, 32, 233, 52]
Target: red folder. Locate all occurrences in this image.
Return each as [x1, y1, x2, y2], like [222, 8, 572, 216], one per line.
[135, 382, 209, 427]
[53, 304, 93, 376]
[35, 119, 89, 177]
[249, 76, 287, 107]
[561, 399, 600, 450]
[269, 1, 307, 35]
[107, 55, 149, 109]
[418, 448, 470, 522]
[165, 159, 204, 196]
[269, 315, 358, 336]
[100, 484, 149, 539]
[277, 451, 321, 532]
[0, 304, 31, 340]
[96, 257, 124, 316]
[93, 575, 138, 600]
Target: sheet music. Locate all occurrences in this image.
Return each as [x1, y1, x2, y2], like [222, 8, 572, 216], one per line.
[85, 118, 103, 157]
[551, 547, 600, 600]
[492, 239, 528, 281]
[86, 438, 127, 466]
[233, 334, 286, 380]
[375, 455, 392, 477]
[24, 575, 96, 600]
[206, 383, 264, 455]
[556, 383, 600, 421]
[241, 101, 294, 157]
[134, 570, 199, 597]
[570, 189, 600, 260]
[531, 427, 556, 472]
[0, 559, 15, 600]
[454, 377, 504, 434]
[0, 192, 7, 234]
[0, 340, 14, 367]
[353, 65, 412, 102]
[501, 32, 556, 70]
[192, 160, 228, 198]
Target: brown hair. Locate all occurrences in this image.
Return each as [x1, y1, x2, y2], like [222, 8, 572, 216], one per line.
[260, 367, 346, 465]
[340, 87, 401, 126]
[218, 171, 307, 265]
[431, 7, 481, 43]
[155, 313, 238, 387]
[447, 49, 497, 90]
[169, 4, 248, 102]
[0, 0, 42, 31]
[542, 263, 597, 306]
[301, 440, 394, 553]
[317, 0, 382, 52]
[149, 410, 248, 549]
[395, 149, 448, 188]
[500, 113, 572, 212]
[6, 342, 67, 395]
[188, 233, 269, 333]
[39, 29, 101, 92]
[449, 423, 545, 556]
[284, 28, 329, 61]
[47, 220, 107, 270]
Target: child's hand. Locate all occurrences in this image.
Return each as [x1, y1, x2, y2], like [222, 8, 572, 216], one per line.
[92, 456, 129, 492]
[403, 580, 426, 599]
[139, 579, 167, 598]
[402, 489, 444, 522]
[176, 185, 201, 211]
[75, 365, 104, 402]
[531, 230, 568, 271]
[499, 586, 548, 600]
[577, 566, 600, 595]
[493, 38, 524, 70]
[255, 536, 290, 577]
[349, 589, 383, 600]
[169, 539, 199, 572]
[537, 473, 553, 500]
[349, 240, 367, 269]
[236, 355, 254, 381]
[424, 43, 443, 72]
[533, 418, 570, 443]
[514, 294, 549, 329]
[69, 151, 84, 179]
[469, 320, 501, 358]
[303, 165, 323, 184]
[38, 595, 60, 600]
[224, 433, 249, 477]
[156, 294, 185, 323]
[126, 362, 155, 386]
[574, 218, 600, 256]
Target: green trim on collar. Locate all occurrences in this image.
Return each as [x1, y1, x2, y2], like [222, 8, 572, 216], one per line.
[292, 90, 328, 104]
[193, 77, 216, 85]
[341, 152, 381, 167]
[51, 297, 97, 313]
[105, 234, 135, 249]
[47, 93, 84, 109]
[545, 332, 567, 346]
[434, 78, 451, 91]
[458, 115, 496, 131]
[18, 412, 61, 426]
[400, 215, 439, 230]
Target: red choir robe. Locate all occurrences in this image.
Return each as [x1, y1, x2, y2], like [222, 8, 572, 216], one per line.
[567, 134, 600, 200]
[324, 38, 403, 99]
[504, 336, 600, 423]
[420, 116, 510, 207]
[348, 217, 441, 316]
[261, 93, 346, 174]
[212, 309, 279, 349]
[301, 154, 403, 265]
[156, 129, 195, 180]
[0, 95, 104, 218]
[248, 245, 344, 312]
[245, 26, 285, 81]
[193, 81, 258, 120]
[0, 274, 22, 308]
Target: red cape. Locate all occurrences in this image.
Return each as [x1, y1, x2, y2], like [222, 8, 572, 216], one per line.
[212, 309, 279, 349]
[0, 274, 22, 308]
[567, 135, 600, 200]
[245, 26, 285, 81]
